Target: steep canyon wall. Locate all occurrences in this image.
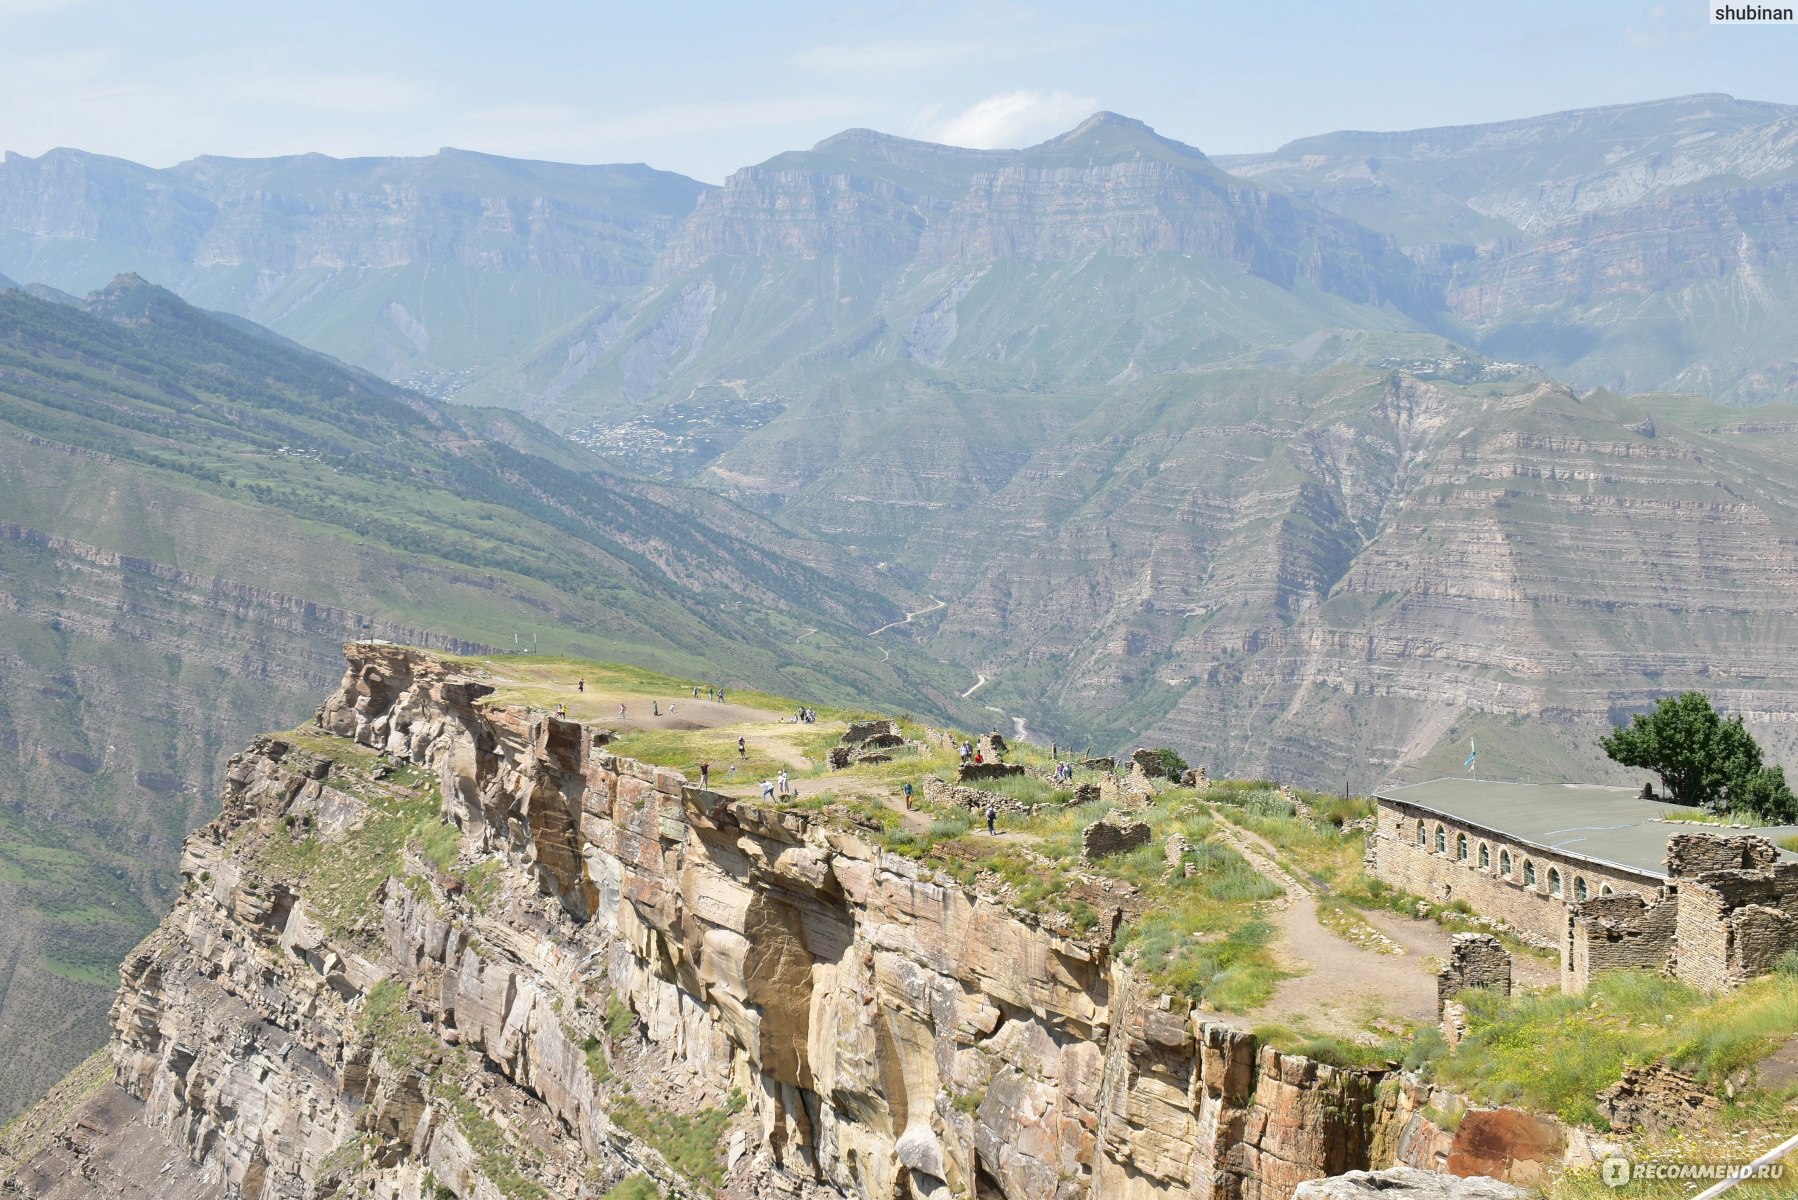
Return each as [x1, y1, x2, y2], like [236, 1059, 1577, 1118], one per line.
[14, 646, 1451, 1199]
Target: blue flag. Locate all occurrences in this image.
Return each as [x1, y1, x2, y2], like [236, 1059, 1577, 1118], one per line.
[1464, 740, 1477, 771]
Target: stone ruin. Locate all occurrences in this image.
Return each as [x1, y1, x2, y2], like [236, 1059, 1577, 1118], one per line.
[1437, 933, 1512, 1013]
[1437, 933, 1511, 1048]
[958, 761, 1026, 783]
[1081, 756, 1116, 771]
[1073, 781, 1102, 806]
[829, 719, 905, 769]
[1082, 817, 1151, 861]
[1278, 782, 1314, 820]
[1128, 748, 1164, 775]
[925, 776, 1035, 817]
[1564, 832, 1798, 993]
[1180, 765, 1209, 788]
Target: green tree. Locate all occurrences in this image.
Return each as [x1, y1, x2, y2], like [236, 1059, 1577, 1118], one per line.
[1143, 747, 1190, 781]
[1600, 692, 1796, 820]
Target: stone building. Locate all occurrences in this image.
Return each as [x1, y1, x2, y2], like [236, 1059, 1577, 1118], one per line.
[1367, 780, 1798, 990]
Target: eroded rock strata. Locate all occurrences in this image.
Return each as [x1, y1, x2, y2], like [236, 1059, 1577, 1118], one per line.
[15, 646, 1478, 1199]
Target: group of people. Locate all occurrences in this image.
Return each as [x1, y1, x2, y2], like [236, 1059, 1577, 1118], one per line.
[759, 769, 794, 802]
[792, 707, 817, 724]
[957, 739, 1001, 766]
[691, 684, 728, 703]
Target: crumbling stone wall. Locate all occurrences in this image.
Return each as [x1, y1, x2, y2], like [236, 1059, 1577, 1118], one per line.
[830, 720, 905, 768]
[1367, 799, 1658, 948]
[1563, 891, 1677, 992]
[1082, 818, 1151, 861]
[1666, 832, 1776, 875]
[923, 775, 1035, 816]
[958, 762, 1025, 782]
[1436, 933, 1511, 1015]
[1669, 835, 1798, 991]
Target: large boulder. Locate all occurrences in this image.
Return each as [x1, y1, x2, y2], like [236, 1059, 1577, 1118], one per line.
[1294, 1166, 1527, 1200]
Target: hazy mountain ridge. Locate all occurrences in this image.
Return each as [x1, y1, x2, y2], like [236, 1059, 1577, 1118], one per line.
[7, 98, 1798, 405]
[0, 279, 969, 1117]
[1217, 94, 1798, 401]
[0, 147, 711, 382]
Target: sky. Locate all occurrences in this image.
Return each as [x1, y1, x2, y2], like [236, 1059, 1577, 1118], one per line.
[2, 0, 1795, 182]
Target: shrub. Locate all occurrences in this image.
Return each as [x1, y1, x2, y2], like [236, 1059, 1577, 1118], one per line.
[602, 1174, 660, 1200]
[1140, 748, 1189, 781]
[606, 994, 636, 1040]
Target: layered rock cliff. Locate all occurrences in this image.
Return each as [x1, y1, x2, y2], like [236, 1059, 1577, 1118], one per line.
[5, 644, 1459, 1199]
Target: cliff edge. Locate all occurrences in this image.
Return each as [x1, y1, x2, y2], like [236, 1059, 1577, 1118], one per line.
[3, 645, 1464, 1199]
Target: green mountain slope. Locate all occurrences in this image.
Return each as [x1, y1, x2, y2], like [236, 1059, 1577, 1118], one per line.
[0, 279, 970, 1118]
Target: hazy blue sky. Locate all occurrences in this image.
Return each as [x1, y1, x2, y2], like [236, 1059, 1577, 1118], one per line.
[2, 0, 1794, 181]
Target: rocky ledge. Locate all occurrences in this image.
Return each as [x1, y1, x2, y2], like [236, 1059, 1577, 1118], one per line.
[3, 645, 1529, 1199]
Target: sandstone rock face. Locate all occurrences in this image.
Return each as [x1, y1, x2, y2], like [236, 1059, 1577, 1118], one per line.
[27, 645, 1455, 1200]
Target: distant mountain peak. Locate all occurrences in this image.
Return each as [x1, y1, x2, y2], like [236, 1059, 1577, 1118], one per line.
[1021, 111, 1215, 171]
[1061, 111, 1154, 139]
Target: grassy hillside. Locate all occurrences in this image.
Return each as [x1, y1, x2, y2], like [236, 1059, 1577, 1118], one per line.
[0, 279, 974, 1117]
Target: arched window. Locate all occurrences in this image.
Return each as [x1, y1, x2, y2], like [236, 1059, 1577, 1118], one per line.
[1523, 859, 1536, 886]
[1574, 877, 1588, 902]
[1547, 867, 1562, 896]
[1600, 884, 1614, 896]
[1499, 850, 1512, 876]
[1417, 821, 1427, 847]
[1435, 825, 1447, 853]
[1456, 833, 1469, 861]
[1479, 843, 1491, 869]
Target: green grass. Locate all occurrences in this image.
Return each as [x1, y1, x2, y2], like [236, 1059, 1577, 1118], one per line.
[444, 1094, 550, 1200]
[609, 1089, 745, 1192]
[1254, 1023, 1429, 1070]
[601, 1176, 662, 1200]
[927, 791, 1284, 1008]
[606, 994, 636, 1040]
[358, 978, 440, 1075]
[1428, 969, 1798, 1127]
[253, 734, 444, 945]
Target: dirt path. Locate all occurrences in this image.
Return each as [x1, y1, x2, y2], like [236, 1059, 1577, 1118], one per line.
[1210, 819, 1445, 1035]
[868, 597, 945, 637]
[1356, 908, 1559, 990]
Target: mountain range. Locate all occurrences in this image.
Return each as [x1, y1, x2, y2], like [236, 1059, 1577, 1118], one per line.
[0, 277, 968, 1116]
[8, 94, 1798, 1115]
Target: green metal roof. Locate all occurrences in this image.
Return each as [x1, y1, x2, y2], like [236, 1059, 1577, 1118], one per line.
[1375, 778, 1798, 881]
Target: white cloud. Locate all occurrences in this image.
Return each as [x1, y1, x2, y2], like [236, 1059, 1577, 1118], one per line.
[921, 89, 1096, 149]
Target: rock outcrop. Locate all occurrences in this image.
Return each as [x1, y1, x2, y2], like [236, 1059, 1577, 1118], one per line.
[5, 645, 1528, 1199]
[1293, 1166, 1526, 1200]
